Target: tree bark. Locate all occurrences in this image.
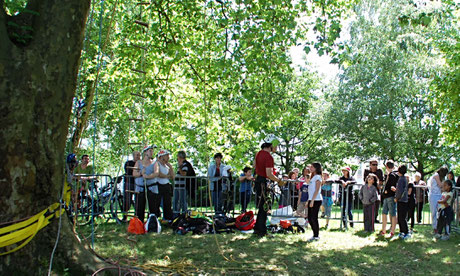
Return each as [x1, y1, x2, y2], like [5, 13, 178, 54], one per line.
[0, 0, 105, 274]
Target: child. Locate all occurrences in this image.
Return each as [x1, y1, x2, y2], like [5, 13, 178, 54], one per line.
[435, 180, 454, 240]
[239, 167, 254, 213]
[359, 174, 378, 232]
[296, 174, 310, 225]
[406, 176, 416, 233]
[279, 174, 290, 209]
[395, 165, 409, 240]
[321, 172, 333, 229]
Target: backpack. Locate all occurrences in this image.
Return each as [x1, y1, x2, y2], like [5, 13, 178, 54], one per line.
[235, 211, 256, 231]
[128, 217, 145, 235]
[144, 214, 161, 233]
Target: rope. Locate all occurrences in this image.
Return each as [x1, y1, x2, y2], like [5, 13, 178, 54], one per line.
[47, 175, 68, 275]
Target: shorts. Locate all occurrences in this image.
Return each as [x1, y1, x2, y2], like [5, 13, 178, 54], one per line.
[296, 201, 308, 218]
[382, 197, 397, 216]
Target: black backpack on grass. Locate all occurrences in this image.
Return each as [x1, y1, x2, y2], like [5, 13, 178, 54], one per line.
[145, 214, 161, 233]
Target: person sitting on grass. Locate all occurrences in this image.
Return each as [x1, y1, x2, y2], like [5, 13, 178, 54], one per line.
[321, 171, 333, 229]
[359, 174, 378, 233]
[239, 166, 254, 213]
[296, 174, 310, 225]
[395, 165, 410, 240]
[435, 180, 454, 241]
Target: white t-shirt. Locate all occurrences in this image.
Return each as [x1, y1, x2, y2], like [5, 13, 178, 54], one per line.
[154, 161, 170, 185]
[429, 173, 442, 196]
[308, 174, 323, 201]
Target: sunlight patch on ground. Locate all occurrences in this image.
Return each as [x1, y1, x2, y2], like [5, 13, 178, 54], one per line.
[425, 248, 441, 255]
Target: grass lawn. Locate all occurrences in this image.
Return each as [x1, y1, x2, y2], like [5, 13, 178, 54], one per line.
[78, 217, 460, 275]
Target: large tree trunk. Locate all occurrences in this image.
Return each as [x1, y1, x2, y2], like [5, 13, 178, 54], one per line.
[0, 0, 104, 274]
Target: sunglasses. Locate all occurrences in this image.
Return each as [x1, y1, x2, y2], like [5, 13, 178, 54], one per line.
[370, 164, 377, 166]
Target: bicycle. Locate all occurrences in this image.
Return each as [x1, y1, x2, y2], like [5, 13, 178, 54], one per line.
[68, 175, 125, 226]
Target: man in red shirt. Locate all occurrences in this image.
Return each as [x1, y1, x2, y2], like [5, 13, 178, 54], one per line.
[253, 135, 285, 237]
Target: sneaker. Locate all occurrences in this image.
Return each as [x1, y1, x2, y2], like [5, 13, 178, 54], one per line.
[440, 235, 450, 241]
[379, 231, 386, 236]
[307, 236, 320, 242]
[403, 233, 411, 240]
[375, 219, 380, 223]
[434, 233, 441, 239]
[321, 213, 325, 218]
[398, 233, 405, 239]
[389, 232, 395, 238]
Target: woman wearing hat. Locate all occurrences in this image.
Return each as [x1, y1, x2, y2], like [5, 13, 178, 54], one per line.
[150, 149, 174, 221]
[133, 146, 156, 222]
[339, 166, 356, 228]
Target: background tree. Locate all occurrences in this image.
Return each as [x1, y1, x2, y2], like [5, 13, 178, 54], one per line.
[326, 0, 459, 178]
[71, 0, 356, 174]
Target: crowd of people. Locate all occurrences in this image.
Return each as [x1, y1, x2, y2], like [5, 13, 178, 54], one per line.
[66, 134, 459, 241]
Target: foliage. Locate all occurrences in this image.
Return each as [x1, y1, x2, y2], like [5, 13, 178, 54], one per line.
[326, 0, 459, 177]
[70, 0, 356, 175]
[3, 0, 27, 16]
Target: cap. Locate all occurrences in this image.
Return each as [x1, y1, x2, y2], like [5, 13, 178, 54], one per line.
[157, 149, 170, 157]
[341, 166, 351, 173]
[143, 145, 153, 153]
[66, 153, 77, 164]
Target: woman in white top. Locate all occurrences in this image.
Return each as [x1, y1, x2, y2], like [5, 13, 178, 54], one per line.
[307, 162, 323, 241]
[133, 146, 155, 222]
[429, 167, 448, 232]
[150, 150, 174, 221]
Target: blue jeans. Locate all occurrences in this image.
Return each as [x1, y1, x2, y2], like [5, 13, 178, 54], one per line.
[212, 189, 223, 214]
[429, 194, 442, 230]
[173, 188, 187, 215]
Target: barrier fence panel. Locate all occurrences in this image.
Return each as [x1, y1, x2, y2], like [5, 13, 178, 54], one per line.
[68, 174, 116, 226]
[90, 174, 458, 235]
[453, 187, 460, 234]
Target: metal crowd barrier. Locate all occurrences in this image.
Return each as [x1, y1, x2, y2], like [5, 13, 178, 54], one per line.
[452, 187, 460, 234]
[86, 174, 458, 235]
[68, 174, 120, 226]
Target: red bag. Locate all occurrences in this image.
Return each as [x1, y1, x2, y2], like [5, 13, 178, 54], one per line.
[235, 211, 256, 231]
[128, 217, 145, 235]
[280, 220, 292, 229]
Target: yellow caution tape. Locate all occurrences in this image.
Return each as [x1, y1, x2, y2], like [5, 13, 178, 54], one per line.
[0, 177, 72, 256]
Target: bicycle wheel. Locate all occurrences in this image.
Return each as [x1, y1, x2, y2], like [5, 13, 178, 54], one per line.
[110, 191, 124, 224]
[75, 195, 93, 226]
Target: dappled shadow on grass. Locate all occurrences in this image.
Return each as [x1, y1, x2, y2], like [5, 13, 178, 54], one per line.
[80, 222, 460, 275]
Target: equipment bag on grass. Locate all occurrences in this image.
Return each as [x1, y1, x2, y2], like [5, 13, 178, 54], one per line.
[128, 217, 145, 235]
[235, 211, 255, 231]
[145, 214, 161, 233]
